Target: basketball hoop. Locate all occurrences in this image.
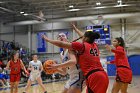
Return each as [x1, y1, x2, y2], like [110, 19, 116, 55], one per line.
[90, 15, 105, 25]
[39, 10, 44, 18]
[97, 15, 104, 25]
[38, 10, 46, 21]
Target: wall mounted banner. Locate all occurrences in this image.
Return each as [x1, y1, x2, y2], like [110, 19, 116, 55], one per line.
[37, 32, 47, 52]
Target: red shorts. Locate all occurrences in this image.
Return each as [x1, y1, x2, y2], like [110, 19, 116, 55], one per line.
[10, 74, 21, 82]
[116, 67, 132, 83]
[86, 71, 109, 93]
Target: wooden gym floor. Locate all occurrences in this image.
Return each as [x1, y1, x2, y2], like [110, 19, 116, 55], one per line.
[0, 76, 140, 93]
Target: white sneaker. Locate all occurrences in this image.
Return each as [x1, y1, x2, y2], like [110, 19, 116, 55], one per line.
[6, 82, 10, 87]
[2, 85, 7, 87]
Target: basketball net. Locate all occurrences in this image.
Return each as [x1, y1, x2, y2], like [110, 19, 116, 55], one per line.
[90, 15, 105, 25]
[38, 10, 46, 21]
[39, 10, 44, 18]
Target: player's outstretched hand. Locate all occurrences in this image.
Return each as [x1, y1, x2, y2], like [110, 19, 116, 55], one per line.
[105, 61, 110, 64]
[105, 44, 112, 52]
[46, 64, 58, 70]
[25, 70, 30, 76]
[41, 34, 49, 41]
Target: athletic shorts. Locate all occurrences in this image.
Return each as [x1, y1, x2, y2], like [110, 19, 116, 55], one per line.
[4, 74, 9, 79]
[64, 72, 85, 91]
[29, 72, 41, 81]
[116, 67, 132, 84]
[0, 74, 4, 79]
[86, 71, 109, 93]
[10, 74, 21, 82]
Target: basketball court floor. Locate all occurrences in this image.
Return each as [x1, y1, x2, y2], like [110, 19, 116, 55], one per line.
[0, 76, 140, 93]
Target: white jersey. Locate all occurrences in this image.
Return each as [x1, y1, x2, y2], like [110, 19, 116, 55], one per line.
[29, 60, 42, 81]
[29, 60, 42, 73]
[61, 50, 83, 80]
[61, 50, 85, 90]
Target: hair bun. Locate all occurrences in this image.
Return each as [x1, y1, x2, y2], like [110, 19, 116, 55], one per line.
[93, 32, 100, 39]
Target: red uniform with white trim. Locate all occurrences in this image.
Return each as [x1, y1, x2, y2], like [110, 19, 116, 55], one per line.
[10, 59, 21, 82]
[72, 42, 109, 93]
[111, 46, 132, 83]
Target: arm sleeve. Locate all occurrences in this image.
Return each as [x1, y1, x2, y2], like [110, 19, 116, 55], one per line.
[111, 46, 124, 55]
[71, 42, 84, 52]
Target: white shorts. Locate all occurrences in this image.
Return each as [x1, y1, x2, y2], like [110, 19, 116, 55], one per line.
[64, 71, 85, 91]
[29, 72, 41, 81]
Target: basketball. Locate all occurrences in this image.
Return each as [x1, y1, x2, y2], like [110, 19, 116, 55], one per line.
[43, 60, 57, 74]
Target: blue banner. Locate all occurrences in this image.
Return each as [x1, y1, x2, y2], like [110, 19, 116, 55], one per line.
[37, 32, 47, 52]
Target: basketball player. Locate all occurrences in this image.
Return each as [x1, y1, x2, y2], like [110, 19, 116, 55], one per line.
[105, 37, 132, 93]
[23, 55, 47, 93]
[49, 33, 85, 93]
[5, 51, 29, 93]
[71, 23, 109, 93]
[42, 30, 109, 93]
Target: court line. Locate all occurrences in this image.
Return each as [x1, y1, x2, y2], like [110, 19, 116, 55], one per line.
[0, 79, 67, 91]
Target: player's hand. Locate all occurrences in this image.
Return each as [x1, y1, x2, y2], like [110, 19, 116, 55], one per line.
[46, 64, 59, 70]
[4, 68, 7, 70]
[41, 34, 49, 41]
[105, 44, 112, 52]
[4, 67, 9, 70]
[25, 70, 30, 76]
[71, 22, 76, 29]
[105, 61, 110, 64]
[28, 68, 32, 71]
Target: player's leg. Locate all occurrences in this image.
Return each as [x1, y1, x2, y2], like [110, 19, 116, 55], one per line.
[36, 76, 47, 93]
[62, 88, 68, 93]
[111, 81, 121, 93]
[62, 81, 69, 93]
[120, 83, 128, 93]
[68, 86, 81, 93]
[10, 74, 15, 93]
[67, 75, 84, 93]
[14, 74, 21, 93]
[0, 79, 6, 87]
[10, 82, 15, 93]
[23, 79, 32, 93]
[14, 81, 19, 93]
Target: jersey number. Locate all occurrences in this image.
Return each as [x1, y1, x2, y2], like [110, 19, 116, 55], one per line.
[90, 48, 99, 56]
[34, 66, 38, 70]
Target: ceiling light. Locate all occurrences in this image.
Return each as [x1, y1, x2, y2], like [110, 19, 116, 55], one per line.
[117, 0, 122, 5]
[95, 6, 106, 9]
[96, 2, 101, 6]
[114, 4, 130, 7]
[23, 13, 28, 16]
[20, 12, 24, 14]
[0, 2, 4, 3]
[67, 8, 80, 12]
[69, 5, 74, 8]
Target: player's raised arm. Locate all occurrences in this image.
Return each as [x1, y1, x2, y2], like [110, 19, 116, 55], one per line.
[71, 22, 84, 37]
[42, 34, 72, 49]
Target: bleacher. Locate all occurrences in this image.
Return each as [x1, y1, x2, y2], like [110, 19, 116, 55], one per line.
[0, 40, 68, 87]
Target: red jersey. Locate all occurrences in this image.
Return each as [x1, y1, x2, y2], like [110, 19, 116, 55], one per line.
[72, 42, 103, 76]
[0, 61, 2, 66]
[10, 59, 21, 74]
[110, 46, 130, 68]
